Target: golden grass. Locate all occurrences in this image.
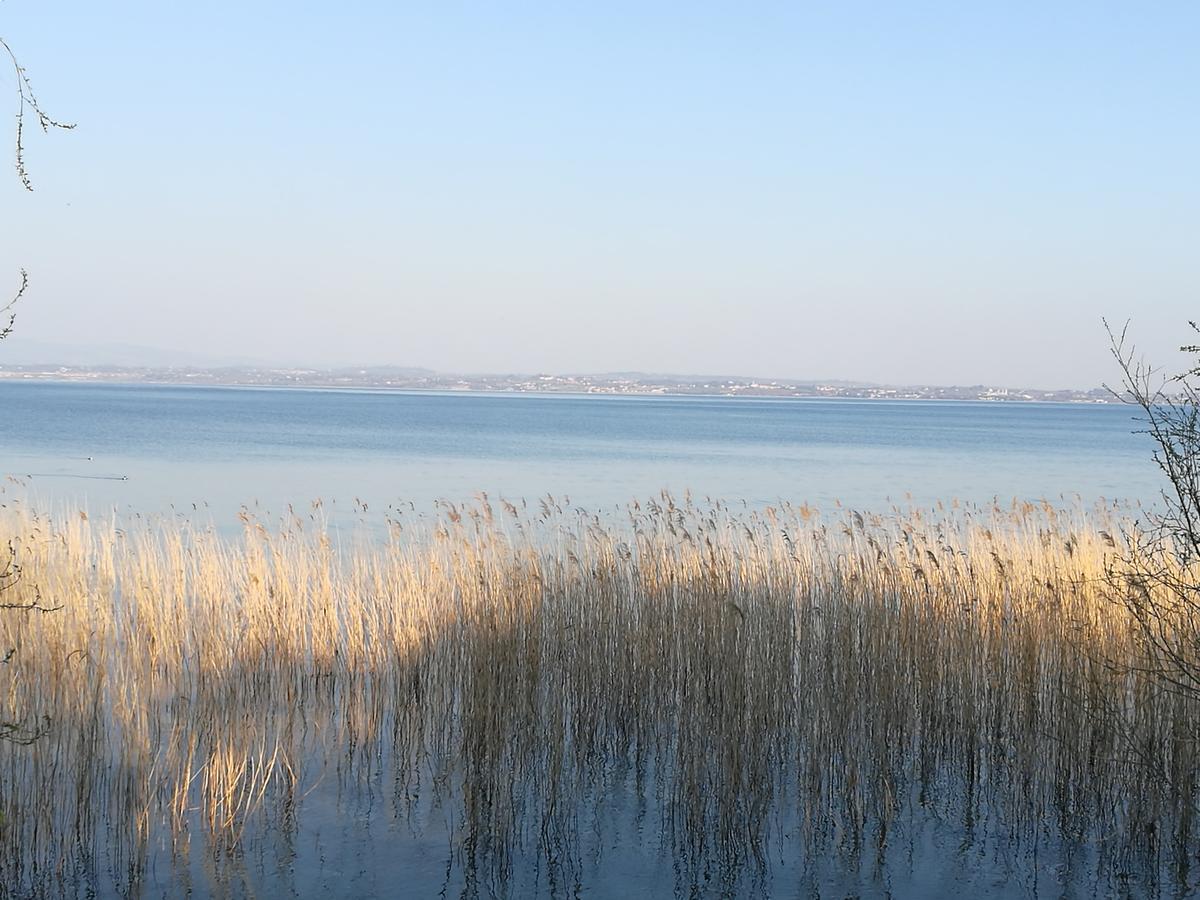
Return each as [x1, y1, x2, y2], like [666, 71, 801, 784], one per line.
[0, 493, 1196, 894]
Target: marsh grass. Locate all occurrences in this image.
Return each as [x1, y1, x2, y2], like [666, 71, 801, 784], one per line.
[0, 493, 1197, 896]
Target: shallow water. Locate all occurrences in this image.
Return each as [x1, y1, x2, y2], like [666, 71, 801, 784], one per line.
[127, 741, 1192, 900]
[13, 682, 1193, 900]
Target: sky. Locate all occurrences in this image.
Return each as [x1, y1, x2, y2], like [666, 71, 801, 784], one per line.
[0, 1, 1196, 388]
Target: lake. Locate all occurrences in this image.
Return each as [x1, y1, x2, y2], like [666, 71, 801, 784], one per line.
[0, 381, 1161, 525]
[1, 380, 1188, 900]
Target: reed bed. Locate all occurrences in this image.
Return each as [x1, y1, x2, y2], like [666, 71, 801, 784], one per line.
[0, 493, 1196, 896]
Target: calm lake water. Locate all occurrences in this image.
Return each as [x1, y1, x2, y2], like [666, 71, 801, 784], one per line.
[0, 380, 1185, 900]
[0, 381, 1161, 524]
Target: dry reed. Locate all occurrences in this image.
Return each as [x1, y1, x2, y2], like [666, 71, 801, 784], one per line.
[0, 493, 1196, 896]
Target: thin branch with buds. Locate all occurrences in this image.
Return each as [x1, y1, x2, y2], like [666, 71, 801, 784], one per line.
[0, 267, 27, 340]
[0, 34, 75, 191]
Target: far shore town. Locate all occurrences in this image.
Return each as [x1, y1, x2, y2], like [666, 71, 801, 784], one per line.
[0, 364, 1116, 403]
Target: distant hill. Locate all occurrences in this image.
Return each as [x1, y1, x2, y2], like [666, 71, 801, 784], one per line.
[0, 339, 277, 369]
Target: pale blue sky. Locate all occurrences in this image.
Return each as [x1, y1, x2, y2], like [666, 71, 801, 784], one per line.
[0, 1, 1196, 387]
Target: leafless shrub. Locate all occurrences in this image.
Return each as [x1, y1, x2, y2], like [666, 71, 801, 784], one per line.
[1105, 321, 1200, 705]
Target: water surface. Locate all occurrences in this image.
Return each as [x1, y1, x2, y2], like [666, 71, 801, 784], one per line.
[0, 381, 1159, 525]
[0, 380, 1183, 900]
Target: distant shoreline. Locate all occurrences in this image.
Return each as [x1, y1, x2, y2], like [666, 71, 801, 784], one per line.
[0, 365, 1117, 404]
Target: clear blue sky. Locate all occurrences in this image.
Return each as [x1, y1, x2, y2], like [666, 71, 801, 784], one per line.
[1, 1, 1196, 387]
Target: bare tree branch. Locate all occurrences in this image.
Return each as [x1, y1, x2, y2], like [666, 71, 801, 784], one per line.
[0, 266, 27, 341]
[0, 34, 75, 191]
[1104, 319, 1200, 711]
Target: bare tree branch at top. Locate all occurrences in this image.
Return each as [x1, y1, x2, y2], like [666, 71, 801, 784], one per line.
[0, 34, 74, 191]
